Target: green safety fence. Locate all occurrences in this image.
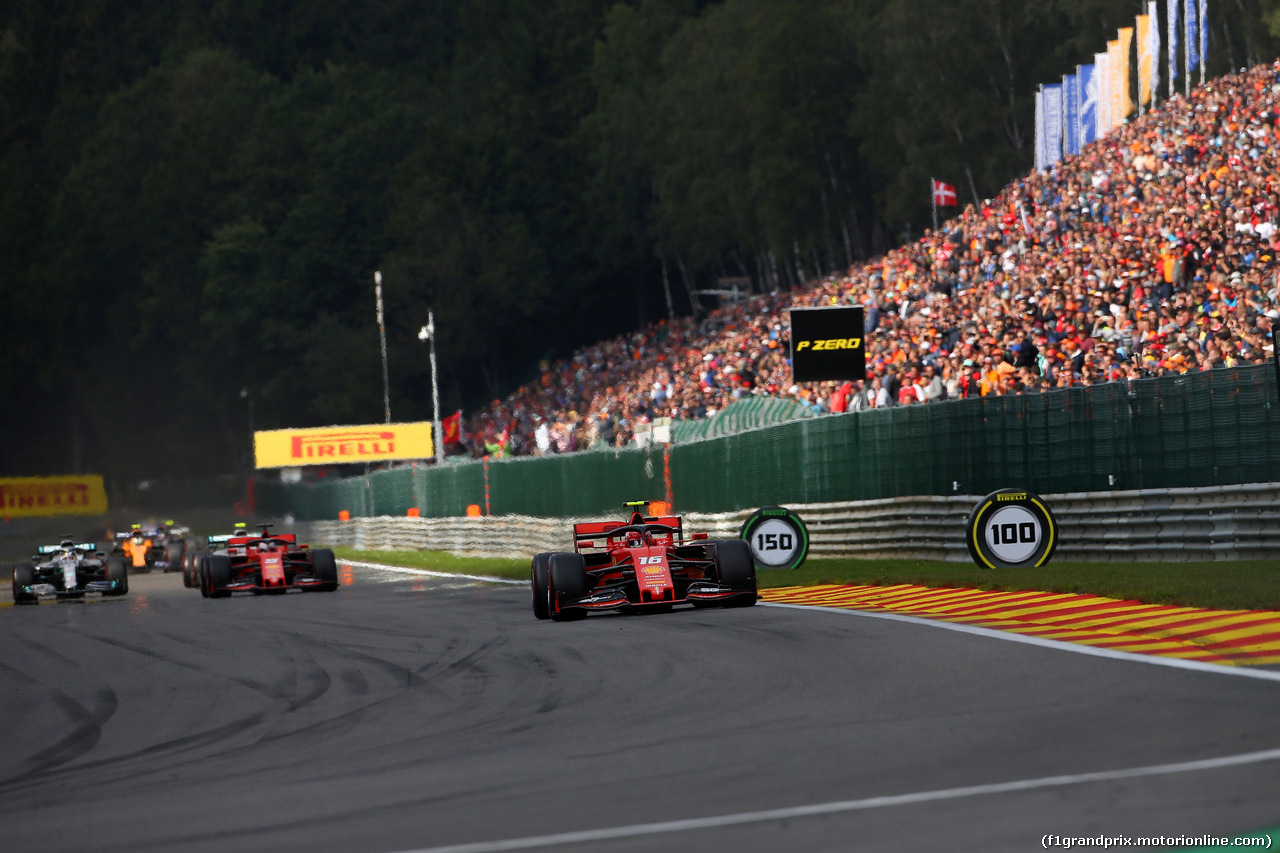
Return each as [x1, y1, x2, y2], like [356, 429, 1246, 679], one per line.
[670, 395, 813, 443]
[256, 364, 1280, 520]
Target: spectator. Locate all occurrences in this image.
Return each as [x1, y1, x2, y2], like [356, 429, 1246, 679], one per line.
[456, 62, 1280, 456]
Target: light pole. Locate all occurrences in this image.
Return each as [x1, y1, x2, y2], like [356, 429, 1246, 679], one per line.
[240, 387, 258, 513]
[240, 387, 254, 465]
[418, 311, 444, 465]
[375, 271, 391, 424]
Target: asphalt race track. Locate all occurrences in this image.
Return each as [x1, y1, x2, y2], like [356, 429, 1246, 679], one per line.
[2, 567, 1280, 853]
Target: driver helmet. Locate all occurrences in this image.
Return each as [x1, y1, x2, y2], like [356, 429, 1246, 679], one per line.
[625, 530, 645, 548]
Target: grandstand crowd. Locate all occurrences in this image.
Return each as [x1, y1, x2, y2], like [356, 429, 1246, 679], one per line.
[463, 60, 1280, 457]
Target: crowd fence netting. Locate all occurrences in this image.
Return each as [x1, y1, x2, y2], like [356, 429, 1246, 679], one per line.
[254, 364, 1280, 521]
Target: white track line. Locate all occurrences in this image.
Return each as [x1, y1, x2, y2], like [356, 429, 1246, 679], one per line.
[340, 559, 527, 585]
[762, 602, 1280, 684]
[389, 746, 1280, 853]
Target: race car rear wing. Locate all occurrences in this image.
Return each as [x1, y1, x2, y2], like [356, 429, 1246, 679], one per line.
[37, 543, 95, 554]
[208, 532, 296, 546]
[573, 516, 684, 551]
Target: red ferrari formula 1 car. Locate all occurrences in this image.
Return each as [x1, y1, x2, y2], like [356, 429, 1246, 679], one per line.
[199, 524, 338, 598]
[531, 502, 757, 621]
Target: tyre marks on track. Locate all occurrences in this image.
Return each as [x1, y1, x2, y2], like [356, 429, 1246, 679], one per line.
[761, 584, 1280, 666]
[0, 658, 118, 781]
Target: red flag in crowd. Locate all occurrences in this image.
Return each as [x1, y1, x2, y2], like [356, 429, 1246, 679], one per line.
[932, 179, 957, 207]
[441, 410, 462, 445]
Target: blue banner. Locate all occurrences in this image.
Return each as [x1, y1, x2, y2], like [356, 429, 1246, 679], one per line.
[1186, 0, 1199, 71]
[1168, 0, 1179, 83]
[1199, 0, 1208, 71]
[1078, 64, 1097, 147]
[1063, 74, 1080, 157]
[1043, 84, 1063, 168]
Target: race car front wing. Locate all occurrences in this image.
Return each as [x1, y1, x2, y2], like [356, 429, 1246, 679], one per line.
[560, 581, 756, 613]
[22, 579, 124, 597]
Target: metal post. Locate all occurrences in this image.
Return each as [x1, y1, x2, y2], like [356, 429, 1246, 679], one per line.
[663, 443, 673, 512]
[375, 271, 390, 424]
[1273, 327, 1280, 410]
[419, 313, 444, 465]
[240, 388, 254, 470]
[931, 178, 938, 231]
[429, 310, 443, 465]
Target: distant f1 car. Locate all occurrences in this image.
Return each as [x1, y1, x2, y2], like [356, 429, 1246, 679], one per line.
[182, 523, 252, 588]
[12, 539, 128, 603]
[151, 521, 190, 573]
[198, 524, 338, 597]
[111, 527, 176, 573]
[531, 502, 757, 621]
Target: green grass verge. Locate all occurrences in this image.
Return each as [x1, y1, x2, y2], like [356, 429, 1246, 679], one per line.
[331, 547, 1280, 611]
[333, 547, 530, 581]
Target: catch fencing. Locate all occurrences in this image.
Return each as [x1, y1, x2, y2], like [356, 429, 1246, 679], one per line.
[260, 364, 1280, 521]
[307, 482, 1280, 563]
[669, 395, 813, 442]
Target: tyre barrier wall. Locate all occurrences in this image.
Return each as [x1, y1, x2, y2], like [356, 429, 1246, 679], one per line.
[304, 481, 1280, 563]
[259, 364, 1280, 522]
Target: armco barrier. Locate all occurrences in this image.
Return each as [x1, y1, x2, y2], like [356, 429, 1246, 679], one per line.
[304, 482, 1280, 563]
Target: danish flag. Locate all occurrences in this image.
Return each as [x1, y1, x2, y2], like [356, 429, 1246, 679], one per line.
[932, 179, 957, 207]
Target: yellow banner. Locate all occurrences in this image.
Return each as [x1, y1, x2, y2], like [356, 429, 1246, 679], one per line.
[1107, 40, 1125, 128]
[0, 475, 109, 518]
[1136, 15, 1152, 106]
[255, 422, 434, 468]
[1118, 27, 1134, 118]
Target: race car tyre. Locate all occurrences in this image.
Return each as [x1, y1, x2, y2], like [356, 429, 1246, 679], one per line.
[12, 563, 36, 604]
[198, 556, 211, 598]
[182, 552, 195, 588]
[712, 539, 757, 607]
[164, 541, 184, 573]
[548, 552, 587, 622]
[311, 549, 339, 592]
[104, 556, 129, 596]
[189, 550, 211, 589]
[531, 552, 553, 620]
[206, 555, 232, 598]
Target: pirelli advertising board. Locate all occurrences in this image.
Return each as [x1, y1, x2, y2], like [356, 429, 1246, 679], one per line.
[254, 422, 434, 469]
[789, 306, 865, 383]
[0, 475, 110, 518]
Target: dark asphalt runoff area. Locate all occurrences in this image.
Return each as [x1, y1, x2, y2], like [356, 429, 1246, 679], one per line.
[2, 565, 1279, 853]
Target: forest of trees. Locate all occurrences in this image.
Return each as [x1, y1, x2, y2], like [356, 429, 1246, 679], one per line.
[3, 0, 1279, 478]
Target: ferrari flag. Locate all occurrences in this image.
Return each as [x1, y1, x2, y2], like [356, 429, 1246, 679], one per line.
[0, 475, 109, 518]
[255, 422, 435, 468]
[441, 410, 462, 445]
